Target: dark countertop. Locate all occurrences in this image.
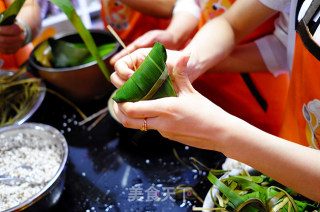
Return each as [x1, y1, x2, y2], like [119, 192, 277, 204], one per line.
[28, 85, 226, 212]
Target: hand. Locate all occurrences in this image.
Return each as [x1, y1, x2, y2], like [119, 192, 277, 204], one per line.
[110, 29, 180, 66]
[0, 22, 26, 54]
[111, 48, 188, 89]
[113, 55, 233, 151]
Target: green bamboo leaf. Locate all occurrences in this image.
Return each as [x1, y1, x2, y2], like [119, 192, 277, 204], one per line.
[0, 0, 25, 25]
[82, 43, 117, 64]
[208, 171, 245, 209]
[112, 42, 176, 103]
[33, 40, 52, 67]
[48, 0, 111, 81]
[49, 38, 91, 68]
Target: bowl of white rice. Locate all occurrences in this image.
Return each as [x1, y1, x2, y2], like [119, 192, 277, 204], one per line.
[0, 123, 68, 211]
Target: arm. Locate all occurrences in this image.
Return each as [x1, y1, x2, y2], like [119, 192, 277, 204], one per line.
[119, 0, 176, 19]
[0, 0, 41, 54]
[183, 0, 277, 82]
[113, 55, 320, 203]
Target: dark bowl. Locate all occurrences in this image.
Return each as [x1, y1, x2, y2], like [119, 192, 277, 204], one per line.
[28, 29, 120, 102]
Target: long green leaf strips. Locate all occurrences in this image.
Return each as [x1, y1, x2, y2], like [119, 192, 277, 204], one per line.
[48, 0, 110, 81]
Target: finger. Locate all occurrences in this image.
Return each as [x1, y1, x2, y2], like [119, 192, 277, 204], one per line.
[110, 48, 128, 65]
[172, 55, 194, 94]
[117, 98, 174, 119]
[0, 24, 21, 36]
[110, 38, 145, 65]
[113, 101, 156, 130]
[113, 56, 136, 80]
[110, 72, 128, 88]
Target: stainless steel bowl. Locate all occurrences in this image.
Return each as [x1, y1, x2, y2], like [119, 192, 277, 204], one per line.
[0, 123, 68, 212]
[0, 70, 46, 127]
[28, 29, 120, 102]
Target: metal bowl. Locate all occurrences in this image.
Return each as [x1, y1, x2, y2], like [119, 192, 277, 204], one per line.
[28, 29, 120, 102]
[0, 123, 68, 212]
[0, 69, 46, 127]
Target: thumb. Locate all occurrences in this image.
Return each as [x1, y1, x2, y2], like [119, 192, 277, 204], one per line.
[172, 55, 194, 94]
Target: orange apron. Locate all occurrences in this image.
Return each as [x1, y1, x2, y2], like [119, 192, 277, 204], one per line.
[279, 0, 320, 149]
[0, 1, 33, 70]
[100, 0, 170, 45]
[193, 0, 289, 135]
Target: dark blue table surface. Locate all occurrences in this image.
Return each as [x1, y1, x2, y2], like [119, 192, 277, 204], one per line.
[29, 86, 226, 212]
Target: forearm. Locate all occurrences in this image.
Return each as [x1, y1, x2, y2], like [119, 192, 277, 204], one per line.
[120, 0, 175, 18]
[183, 0, 276, 80]
[223, 117, 320, 202]
[16, 0, 41, 40]
[165, 12, 198, 49]
[206, 42, 268, 73]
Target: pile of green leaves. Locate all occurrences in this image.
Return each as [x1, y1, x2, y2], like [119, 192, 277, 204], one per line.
[208, 171, 320, 212]
[34, 39, 117, 68]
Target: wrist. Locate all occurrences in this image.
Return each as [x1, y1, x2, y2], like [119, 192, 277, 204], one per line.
[16, 19, 32, 46]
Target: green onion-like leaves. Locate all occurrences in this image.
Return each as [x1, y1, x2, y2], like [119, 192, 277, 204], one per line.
[0, 0, 26, 25]
[112, 42, 177, 103]
[208, 171, 245, 209]
[48, 0, 111, 81]
[207, 170, 320, 212]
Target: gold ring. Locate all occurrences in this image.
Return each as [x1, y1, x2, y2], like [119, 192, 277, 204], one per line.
[141, 118, 147, 131]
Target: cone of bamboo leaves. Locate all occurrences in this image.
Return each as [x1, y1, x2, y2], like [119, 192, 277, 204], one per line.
[112, 42, 177, 103]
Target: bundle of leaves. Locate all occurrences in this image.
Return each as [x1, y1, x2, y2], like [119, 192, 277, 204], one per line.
[208, 171, 320, 212]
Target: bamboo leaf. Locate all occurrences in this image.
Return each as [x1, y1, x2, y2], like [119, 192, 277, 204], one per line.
[112, 42, 176, 103]
[207, 171, 245, 209]
[48, 38, 90, 68]
[0, 0, 25, 25]
[48, 0, 111, 81]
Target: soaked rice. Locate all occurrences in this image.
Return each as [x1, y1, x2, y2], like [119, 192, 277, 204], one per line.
[0, 131, 63, 211]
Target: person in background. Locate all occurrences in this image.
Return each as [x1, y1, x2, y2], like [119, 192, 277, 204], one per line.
[0, 0, 41, 70]
[111, 0, 320, 203]
[110, 0, 290, 136]
[100, 0, 175, 45]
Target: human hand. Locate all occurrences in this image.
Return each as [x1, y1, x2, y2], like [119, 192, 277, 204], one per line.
[0, 22, 26, 54]
[110, 29, 180, 66]
[113, 55, 233, 151]
[111, 48, 188, 89]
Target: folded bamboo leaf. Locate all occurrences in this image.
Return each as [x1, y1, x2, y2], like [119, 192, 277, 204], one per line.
[48, 0, 111, 81]
[112, 42, 177, 103]
[0, 0, 25, 25]
[48, 38, 90, 68]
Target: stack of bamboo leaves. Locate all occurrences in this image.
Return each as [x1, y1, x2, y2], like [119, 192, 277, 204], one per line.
[206, 171, 320, 212]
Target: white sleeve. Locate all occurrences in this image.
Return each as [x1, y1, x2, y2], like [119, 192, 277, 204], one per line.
[259, 0, 291, 12]
[254, 12, 290, 76]
[173, 0, 201, 19]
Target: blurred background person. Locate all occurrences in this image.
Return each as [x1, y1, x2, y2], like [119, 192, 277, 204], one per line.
[100, 0, 175, 45]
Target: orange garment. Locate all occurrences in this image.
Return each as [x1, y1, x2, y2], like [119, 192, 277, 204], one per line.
[279, 2, 320, 149]
[193, 0, 289, 135]
[0, 1, 33, 70]
[100, 0, 170, 45]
